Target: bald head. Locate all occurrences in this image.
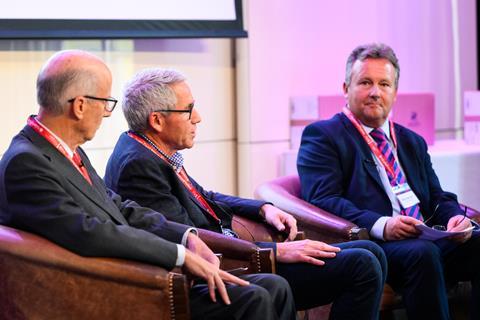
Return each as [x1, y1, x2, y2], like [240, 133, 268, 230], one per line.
[36, 50, 111, 115]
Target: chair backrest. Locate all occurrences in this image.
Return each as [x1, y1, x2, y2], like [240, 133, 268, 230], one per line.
[0, 225, 189, 320]
[254, 175, 368, 243]
[267, 175, 302, 197]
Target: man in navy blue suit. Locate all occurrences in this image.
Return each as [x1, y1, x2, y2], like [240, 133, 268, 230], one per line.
[298, 43, 480, 320]
[104, 67, 388, 319]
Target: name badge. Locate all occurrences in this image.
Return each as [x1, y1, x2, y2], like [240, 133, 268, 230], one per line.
[392, 183, 420, 209]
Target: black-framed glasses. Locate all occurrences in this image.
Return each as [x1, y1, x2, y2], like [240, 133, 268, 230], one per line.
[68, 95, 118, 112]
[154, 102, 195, 120]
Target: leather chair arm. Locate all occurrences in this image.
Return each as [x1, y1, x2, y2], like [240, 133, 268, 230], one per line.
[198, 228, 275, 274]
[254, 175, 368, 243]
[0, 225, 189, 320]
[461, 203, 480, 223]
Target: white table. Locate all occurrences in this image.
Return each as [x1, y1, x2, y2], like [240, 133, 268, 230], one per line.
[280, 139, 480, 210]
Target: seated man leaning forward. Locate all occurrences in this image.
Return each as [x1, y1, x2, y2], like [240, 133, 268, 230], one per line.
[0, 50, 298, 320]
[105, 67, 387, 319]
[298, 43, 480, 320]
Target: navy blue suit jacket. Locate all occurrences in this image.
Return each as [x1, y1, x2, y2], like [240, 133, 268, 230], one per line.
[105, 132, 268, 235]
[297, 113, 463, 232]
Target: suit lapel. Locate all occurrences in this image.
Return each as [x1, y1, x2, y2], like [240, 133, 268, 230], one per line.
[129, 136, 213, 218]
[24, 126, 126, 224]
[76, 149, 128, 224]
[339, 114, 385, 190]
[174, 168, 218, 219]
[181, 171, 212, 213]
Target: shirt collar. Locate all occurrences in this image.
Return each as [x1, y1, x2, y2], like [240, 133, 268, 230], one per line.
[361, 120, 391, 141]
[35, 117, 75, 157]
[134, 131, 184, 172]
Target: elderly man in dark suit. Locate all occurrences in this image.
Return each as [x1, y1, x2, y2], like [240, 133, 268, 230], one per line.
[0, 50, 298, 320]
[104, 67, 388, 319]
[297, 43, 480, 320]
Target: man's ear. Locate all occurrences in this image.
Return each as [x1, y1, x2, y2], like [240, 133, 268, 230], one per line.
[148, 112, 164, 133]
[343, 82, 349, 99]
[71, 96, 87, 120]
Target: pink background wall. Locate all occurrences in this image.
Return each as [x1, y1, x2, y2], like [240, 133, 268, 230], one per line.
[236, 0, 477, 196]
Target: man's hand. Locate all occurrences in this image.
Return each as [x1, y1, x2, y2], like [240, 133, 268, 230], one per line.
[276, 239, 340, 266]
[447, 215, 472, 243]
[183, 250, 250, 305]
[186, 232, 220, 267]
[260, 204, 298, 241]
[384, 215, 422, 241]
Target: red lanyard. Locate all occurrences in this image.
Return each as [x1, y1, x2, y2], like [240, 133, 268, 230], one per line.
[27, 116, 92, 185]
[342, 107, 398, 179]
[127, 132, 220, 222]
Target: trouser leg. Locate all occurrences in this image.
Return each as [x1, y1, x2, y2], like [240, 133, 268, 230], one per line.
[189, 273, 295, 320]
[441, 232, 480, 320]
[332, 240, 387, 319]
[378, 239, 449, 320]
[242, 273, 297, 320]
[277, 240, 384, 320]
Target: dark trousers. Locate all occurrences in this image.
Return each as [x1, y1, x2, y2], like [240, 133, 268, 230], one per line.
[189, 273, 296, 320]
[377, 231, 480, 320]
[277, 240, 387, 320]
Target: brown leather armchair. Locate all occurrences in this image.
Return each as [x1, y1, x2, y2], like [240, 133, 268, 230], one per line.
[254, 174, 476, 317]
[0, 225, 274, 320]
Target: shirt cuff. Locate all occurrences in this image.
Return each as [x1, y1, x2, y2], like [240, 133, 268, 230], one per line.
[175, 244, 186, 266]
[182, 227, 197, 246]
[176, 228, 198, 267]
[370, 216, 391, 240]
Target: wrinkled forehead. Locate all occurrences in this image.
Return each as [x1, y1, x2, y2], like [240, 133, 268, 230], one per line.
[351, 58, 396, 80]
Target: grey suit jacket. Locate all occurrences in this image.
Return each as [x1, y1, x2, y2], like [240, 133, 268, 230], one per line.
[0, 125, 189, 269]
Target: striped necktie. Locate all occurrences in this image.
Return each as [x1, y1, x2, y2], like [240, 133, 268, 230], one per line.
[370, 128, 423, 221]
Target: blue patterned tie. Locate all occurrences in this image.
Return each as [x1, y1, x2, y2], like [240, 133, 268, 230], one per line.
[370, 128, 423, 221]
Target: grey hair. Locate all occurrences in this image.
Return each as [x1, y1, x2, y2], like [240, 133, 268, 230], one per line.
[36, 50, 100, 115]
[345, 43, 400, 89]
[122, 68, 186, 132]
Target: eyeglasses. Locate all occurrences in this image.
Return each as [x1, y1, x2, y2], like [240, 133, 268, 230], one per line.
[154, 103, 195, 120]
[68, 95, 118, 112]
[424, 204, 468, 231]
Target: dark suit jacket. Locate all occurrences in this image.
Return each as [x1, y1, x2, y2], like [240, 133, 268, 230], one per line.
[0, 125, 189, 269]
[105, 132, 267, 235]
[297, 113, 463, 232]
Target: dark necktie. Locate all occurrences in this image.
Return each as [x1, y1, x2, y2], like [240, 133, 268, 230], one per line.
[370, 128, 423, 220]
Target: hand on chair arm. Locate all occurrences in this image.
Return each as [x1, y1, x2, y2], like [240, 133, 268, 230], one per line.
[260, 204, 298, 241]
[186, 232, 220, 267]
